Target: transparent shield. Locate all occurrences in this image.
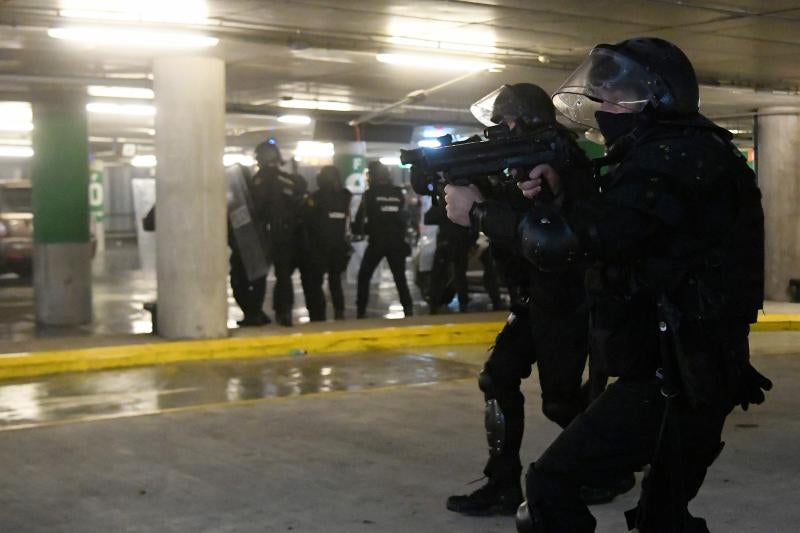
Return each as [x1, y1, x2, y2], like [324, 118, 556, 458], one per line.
[470, 86, 505, 127]
[227, 165, 270, 281]
[553, 47, 667, 126]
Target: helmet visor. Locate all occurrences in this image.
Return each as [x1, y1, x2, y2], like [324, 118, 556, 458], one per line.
[470, 85, 528, 127]
[552, 47, 667, 128]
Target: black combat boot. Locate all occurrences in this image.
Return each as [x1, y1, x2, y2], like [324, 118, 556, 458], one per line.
[276, 311, 293, 327]
[446, 475, 524, 516]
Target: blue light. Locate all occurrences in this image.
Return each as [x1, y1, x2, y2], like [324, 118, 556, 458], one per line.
[267, 137, 277, 145]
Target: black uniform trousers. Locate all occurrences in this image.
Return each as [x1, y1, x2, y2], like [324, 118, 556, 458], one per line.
[356, 242, 413, 316]
[271, 239, 326, 322]
[429, 237, 470, 311]
[229, 244, 266, 320]
[483, 306, 589, 480]
[526, 322, 744, 532]
[321, 252, 347, 315]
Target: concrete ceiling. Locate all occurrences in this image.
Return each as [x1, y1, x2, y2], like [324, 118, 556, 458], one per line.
[2, 0, 800, 154]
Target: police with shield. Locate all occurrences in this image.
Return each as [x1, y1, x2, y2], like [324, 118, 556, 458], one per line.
[444, 83, 633, 516]
[512, 38, 771, 532]
[227, 163, 271, 326]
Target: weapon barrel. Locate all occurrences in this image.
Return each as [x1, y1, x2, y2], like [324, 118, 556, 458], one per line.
[401, 136, 550, 174]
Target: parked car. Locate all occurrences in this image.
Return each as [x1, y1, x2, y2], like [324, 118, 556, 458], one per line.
[0, 180, 33, 277]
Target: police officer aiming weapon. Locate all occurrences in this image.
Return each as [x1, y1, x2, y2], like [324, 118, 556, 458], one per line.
[401, 122, 577, 204]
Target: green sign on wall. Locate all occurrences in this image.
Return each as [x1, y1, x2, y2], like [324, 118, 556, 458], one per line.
[89, 170, 104, 223]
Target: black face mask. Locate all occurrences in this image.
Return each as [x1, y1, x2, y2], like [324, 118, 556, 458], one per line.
[594, 111, 639, 146]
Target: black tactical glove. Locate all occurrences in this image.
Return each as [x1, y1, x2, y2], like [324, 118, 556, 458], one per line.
[739, 363, 773, 411]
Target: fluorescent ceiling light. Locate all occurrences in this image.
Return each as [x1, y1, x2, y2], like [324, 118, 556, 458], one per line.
[440, 42, 501, 55]
[417, 139, 441, 148]
[376, 53, 502, 71]
[133, 153, 258, 168]
[0, 138, 32, 146]
[379, 156, 401, 166]
[277, 114, 312, 125]
[130, 154, 156, 167]
[0, 122, 33, 132]
[48, 27, 218, 49]
[0, 146, 34, 158]
[295, 141, 334, 159]
[59, 0, 208, 24]
[87, 102, 155, 116]
[0, 101, 32, 121]
[223, 153, 256, 167]
[278, 99, 354, 112]
[387, 36, 438, 49]
[87, 86, 154, 99]
[0, 102, 33, 132]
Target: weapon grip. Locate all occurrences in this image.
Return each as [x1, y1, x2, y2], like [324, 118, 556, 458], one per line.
[511, 165, 555, 204]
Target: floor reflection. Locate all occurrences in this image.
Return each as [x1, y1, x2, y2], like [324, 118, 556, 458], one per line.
[0, 239, 499, 343]
[0, 349, 478, 430]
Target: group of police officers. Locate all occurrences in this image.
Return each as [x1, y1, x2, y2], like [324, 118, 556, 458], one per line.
[229, 36, 770, 532]
[228, 147, 416, 326]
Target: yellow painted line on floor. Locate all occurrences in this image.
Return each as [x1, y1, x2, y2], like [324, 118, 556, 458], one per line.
[0, 322, 502, 380]
[751, 313, 800, 332]
[0, 313, 796, 381]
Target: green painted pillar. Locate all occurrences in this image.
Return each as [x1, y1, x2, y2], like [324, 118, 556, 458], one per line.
[31, 89, 92, 325]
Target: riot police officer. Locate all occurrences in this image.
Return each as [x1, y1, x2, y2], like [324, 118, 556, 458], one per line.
[228, 163, 270, 327]
[251, 140, 307, 327]
[443, 83, 626, 516]
[513, 38, 770, 532]
[305, 165, 353, 320]
[353, 161, 414, 319]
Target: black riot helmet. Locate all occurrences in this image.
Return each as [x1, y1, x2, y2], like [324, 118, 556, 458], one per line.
[470, 83, 556, 128]
[316, 165, 342, 191]
[366, 160, 391, 186]
[255, 139, 284, 168]
[552, 37, 699, 128]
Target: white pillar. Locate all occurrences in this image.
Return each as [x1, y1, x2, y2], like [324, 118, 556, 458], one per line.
[153, 55, 227, 338]
[756, 107, 800, 301]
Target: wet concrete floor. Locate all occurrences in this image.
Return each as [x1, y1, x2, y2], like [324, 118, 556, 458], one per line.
[0, 239, 497, 346]
[0, 346, 485, 431]
[0, 333, 798, 532]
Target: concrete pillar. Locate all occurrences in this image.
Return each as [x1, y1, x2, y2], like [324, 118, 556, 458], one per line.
[756, 107, 800, 301]
[31, 89, 92, 326]
[153, 55, 227, 338]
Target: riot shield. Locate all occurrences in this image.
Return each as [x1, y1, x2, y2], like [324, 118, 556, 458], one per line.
[227, 165, 270, 281]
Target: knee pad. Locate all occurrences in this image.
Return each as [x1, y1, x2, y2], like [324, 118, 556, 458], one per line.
[516, 501, 546, 533]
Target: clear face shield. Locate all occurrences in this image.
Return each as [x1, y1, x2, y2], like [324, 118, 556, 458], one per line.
[470, 85, 527, 127]
[552, 47, 669, 128]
